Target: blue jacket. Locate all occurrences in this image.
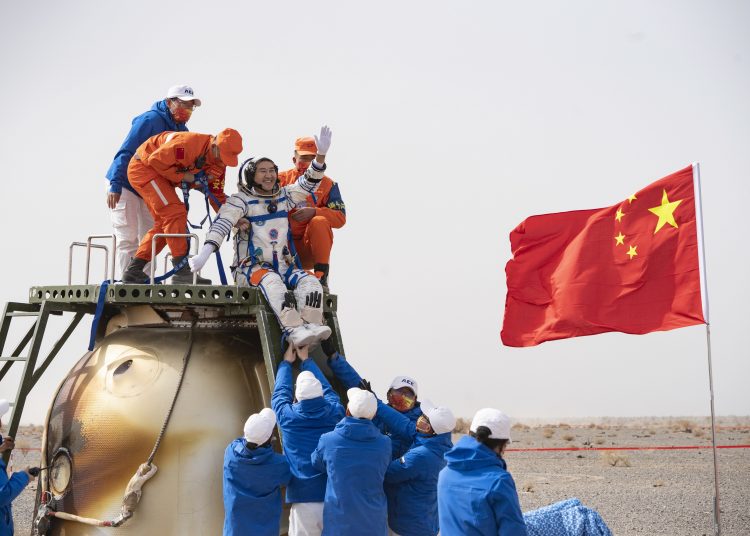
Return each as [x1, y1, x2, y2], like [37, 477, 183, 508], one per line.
[105, 100, 188, 194]
[311, 417, 392, 536]
[1, 459, 29, 536]
[272, 359, 345, 503]
[328, 354, 422, 459]
[384, 432, 453, 536]
[438, 435, 527, 536]
[223, 439, 291, 536]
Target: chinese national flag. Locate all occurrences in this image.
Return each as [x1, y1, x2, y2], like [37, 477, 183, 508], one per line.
[501, 164, 706, 347]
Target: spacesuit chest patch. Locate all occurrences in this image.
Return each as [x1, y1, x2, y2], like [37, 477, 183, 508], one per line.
[269, 229, 279, 240]
[175, 147, 185, 160]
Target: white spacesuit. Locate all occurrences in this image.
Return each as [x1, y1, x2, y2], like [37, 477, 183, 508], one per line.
[190, 156, 332, 348]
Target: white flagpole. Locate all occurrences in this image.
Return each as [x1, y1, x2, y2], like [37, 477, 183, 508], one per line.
[692, 162, 721, 536]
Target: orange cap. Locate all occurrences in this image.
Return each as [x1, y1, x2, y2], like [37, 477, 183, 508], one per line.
[215, 128, 243, 167]
[294, 136, 318, 156]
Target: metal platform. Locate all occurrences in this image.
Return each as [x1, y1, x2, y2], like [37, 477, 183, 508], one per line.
[29, 284, 338, 312]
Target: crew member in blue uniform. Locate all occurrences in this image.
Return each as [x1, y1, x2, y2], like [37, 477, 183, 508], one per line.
[273, 344, 345, 536]
[438, 408, 527, 536]
[223, 408, 290, 536]
[376, 400, 455, 536]
[0, 399, 33, 536]
[311, 388, 391, 536]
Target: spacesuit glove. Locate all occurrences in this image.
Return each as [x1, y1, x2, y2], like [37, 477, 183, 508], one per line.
[358, 379, 374, 394]
[189, 244, 215, 272]
[314, 125, 332, 155]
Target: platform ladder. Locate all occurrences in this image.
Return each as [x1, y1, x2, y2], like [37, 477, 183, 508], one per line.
[0, 301, 89, 464]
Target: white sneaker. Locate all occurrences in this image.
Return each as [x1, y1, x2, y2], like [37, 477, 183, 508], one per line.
[287, 325, 318, 348]
[305, 323, 332, 343]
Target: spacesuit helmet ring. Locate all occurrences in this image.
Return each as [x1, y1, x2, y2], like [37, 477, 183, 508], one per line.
[238, 157, 279, 193]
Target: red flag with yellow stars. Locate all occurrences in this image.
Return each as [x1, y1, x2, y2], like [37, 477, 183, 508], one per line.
[501, 164, 706, 347]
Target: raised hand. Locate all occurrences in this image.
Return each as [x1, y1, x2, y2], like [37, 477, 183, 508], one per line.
[314, 125, 332, 155]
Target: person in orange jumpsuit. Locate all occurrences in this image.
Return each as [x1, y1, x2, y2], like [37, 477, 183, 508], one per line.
[122, 129, 242, 284]
[278, 136, 346, 287]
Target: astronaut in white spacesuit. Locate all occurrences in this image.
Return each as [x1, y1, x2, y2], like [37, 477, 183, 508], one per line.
[189, 126, 333, 348]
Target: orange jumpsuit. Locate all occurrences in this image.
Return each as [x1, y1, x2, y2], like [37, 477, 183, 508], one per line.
[128, 132, 226, 261]
[278, 169, 346, 269]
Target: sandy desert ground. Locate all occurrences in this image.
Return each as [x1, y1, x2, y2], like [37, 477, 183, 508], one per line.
[5, 416, 749, 535]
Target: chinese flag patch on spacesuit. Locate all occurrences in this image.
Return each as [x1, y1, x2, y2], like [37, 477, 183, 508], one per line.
[175, 147, 185, 160]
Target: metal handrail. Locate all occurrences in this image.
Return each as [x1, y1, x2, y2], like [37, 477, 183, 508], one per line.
[150, 233, 199, 284]
[163, 253, 172, 274]
[68, 243, 109, 285]
[86, 235, 117, 283]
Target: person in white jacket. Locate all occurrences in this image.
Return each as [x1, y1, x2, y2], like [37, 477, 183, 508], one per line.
[190, 126, 333, 348]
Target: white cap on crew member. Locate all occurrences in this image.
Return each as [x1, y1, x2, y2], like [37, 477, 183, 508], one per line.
[347, 388, 377, 420]
[295, 371, 324, 401]
[470, 408, 512, 442]
[389, 376, 418, 397]
[243, 408, 276, 445]
[166, 85, 202, 107]
[420, 400, 456, 435]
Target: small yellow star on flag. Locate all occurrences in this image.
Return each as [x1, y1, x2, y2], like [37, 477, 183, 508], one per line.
[615, 209, 625, 222]
[627, 194, 637, 203]
[648, 189, 682, 234]
[614, 232, 625, 246]
[627, 245, 638, 259]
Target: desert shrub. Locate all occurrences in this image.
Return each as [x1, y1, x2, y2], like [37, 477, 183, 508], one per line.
[521, 481, 535, 492]
[672, 420, 694, 433]
[542, 428, 555, 438]
[512, 422, 530, 431]
[594, 438, 605, 445]
[693, 428, 705, 438]
[562, 434, 575, 442]
[602, 451, 631, 467]
[453, 417, 471, 434]
[558, 423, 571, 429]
[653, 480, 665, 487]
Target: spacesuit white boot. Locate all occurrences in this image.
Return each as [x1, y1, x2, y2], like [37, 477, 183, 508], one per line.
[258, 270, 331, 346]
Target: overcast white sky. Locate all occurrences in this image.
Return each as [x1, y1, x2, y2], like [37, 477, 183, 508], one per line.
[1, 1, 748, 424]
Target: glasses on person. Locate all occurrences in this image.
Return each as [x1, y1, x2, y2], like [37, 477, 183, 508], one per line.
[171, 99, 197, 110]
[388, 391, 416, 412]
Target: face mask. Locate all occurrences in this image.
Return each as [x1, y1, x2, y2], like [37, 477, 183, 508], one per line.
[388, 390, 416, 412]
[416, 415, 433, 435]
[295, 160, 311, 174]
[171, 106, 192, 123]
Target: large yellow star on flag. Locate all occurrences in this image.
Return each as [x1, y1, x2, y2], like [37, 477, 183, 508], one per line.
[648, 189, 682, 234]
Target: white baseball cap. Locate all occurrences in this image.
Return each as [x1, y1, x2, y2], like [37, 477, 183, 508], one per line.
[0, 399, 8, 417]
[295, 371, 323, 401]
[470, 408, 512, 442]
[166, 85, 202, 106]
[347, 388, 377, 420]
[243, 408, 276, 445]
[389, 375, 418, 397]
[420, 400, 456, 435]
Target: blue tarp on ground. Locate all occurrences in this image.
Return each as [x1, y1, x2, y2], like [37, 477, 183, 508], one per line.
[523, 498, 613, 536]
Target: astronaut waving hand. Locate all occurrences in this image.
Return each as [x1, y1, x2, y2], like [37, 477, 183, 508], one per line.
[190, 126, 333, 347]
